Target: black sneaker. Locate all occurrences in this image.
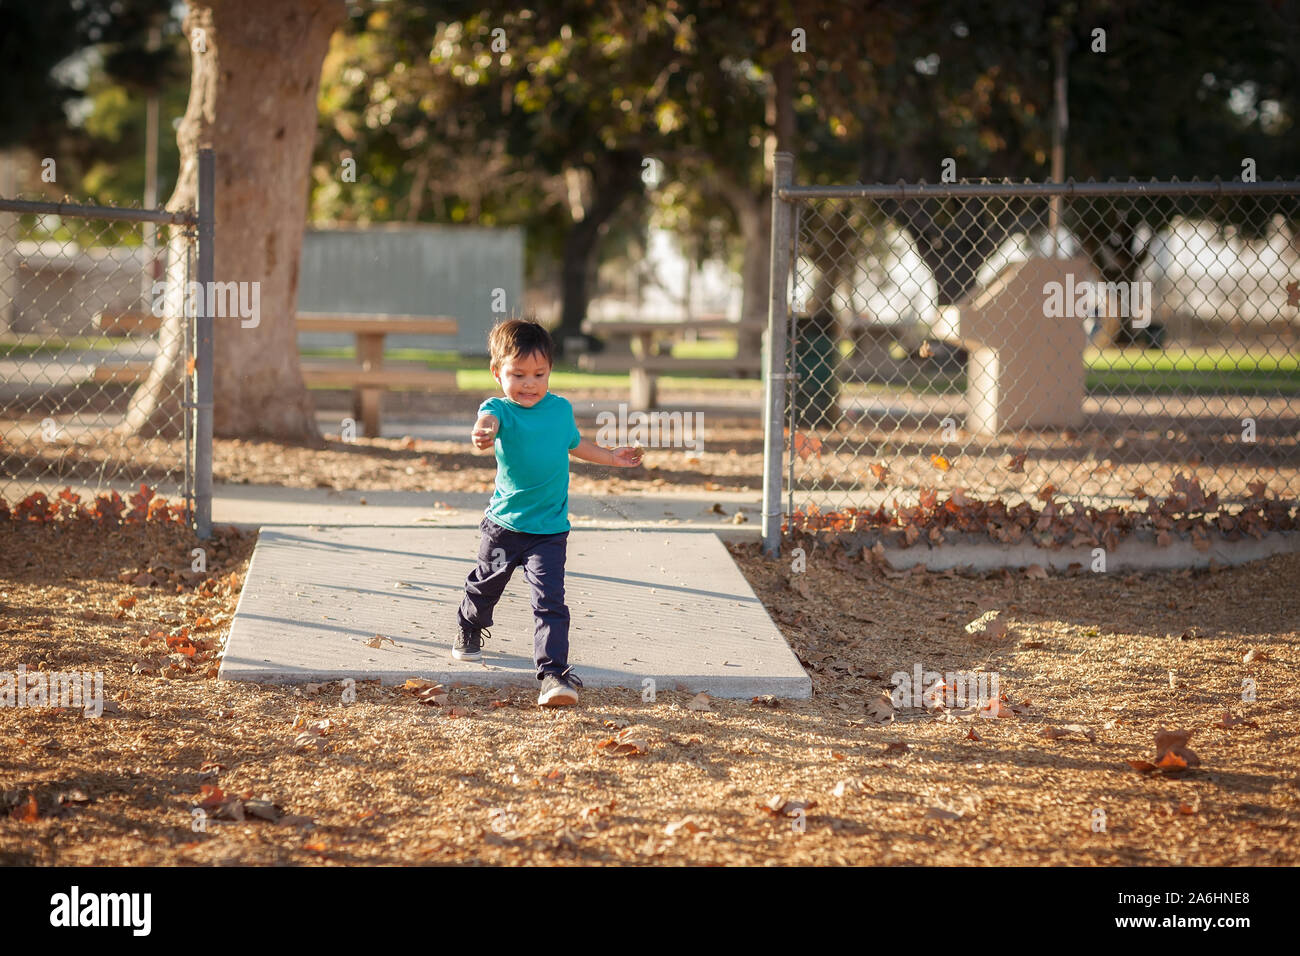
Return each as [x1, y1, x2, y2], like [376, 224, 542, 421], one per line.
[453, 624, 490, 662]
[538, 667, 583, 707]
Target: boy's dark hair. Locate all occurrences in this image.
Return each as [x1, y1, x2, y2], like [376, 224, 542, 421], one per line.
[487, 316, 554, 372]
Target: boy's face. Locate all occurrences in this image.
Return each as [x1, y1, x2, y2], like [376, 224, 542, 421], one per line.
[493, 350, 551, 407]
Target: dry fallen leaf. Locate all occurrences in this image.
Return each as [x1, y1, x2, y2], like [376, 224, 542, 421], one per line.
[1242, 647, 1269, 664]
[1217, 711, 1258, 730]
[793, 432, 823, 460]
[664, 818, 705, 837]
[1024, 564, 1049, 580]
[293, 731, 324, 752]
[686, 692, 712, 712]
[1041, 724, 1097, 743]
[596, 728, 648, 756]
[830, 780, 860, 798]
[865, 693, 895, 724]
[244, 798, 282, 822]
[1154, 729, 1200, 767]
[15, 794, 38, 823]
[1006, 453, 1027, 473]
[883, 741, 912, 755]
[930, 454, 951, 472]
[978, 698, 1015, 719]
[417, 687, 449, 707]
[364, 635, 397, 649]
[964, 610, 1009, 640]
[1130, 729, 1200, 774]
[757, 795, 818, 818]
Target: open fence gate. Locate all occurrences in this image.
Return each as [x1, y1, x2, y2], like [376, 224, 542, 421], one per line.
[762, 151, 1300, 558]
[0, 148, 214, 537]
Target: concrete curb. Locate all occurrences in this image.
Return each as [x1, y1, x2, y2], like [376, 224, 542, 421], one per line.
[795, 528, 1300, 572]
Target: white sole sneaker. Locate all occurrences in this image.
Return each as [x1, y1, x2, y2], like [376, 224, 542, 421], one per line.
[538, 683, 579, 707]
[451, 648, 481, 662]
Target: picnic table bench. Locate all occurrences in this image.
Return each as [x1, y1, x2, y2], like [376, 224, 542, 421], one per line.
[578, 316, 766, 409]
[93, 310, 459, 437]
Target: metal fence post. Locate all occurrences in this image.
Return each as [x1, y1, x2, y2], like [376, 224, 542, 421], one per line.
[195, 147, 215, 539]
[761, 152, 794, 558]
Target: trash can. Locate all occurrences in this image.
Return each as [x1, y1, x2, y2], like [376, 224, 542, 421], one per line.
[790, 310, 841, 429]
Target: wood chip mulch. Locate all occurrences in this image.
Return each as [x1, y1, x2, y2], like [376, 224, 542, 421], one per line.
[2, 508, 1296, 865]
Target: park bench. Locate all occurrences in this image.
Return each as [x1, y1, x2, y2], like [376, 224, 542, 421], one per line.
[91, 311, 459, 436]
[577, 316, 766, 409]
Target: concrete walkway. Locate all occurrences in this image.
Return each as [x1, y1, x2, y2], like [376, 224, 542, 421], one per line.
[210, 483, 764, 541]
[220, 524, 811, 699]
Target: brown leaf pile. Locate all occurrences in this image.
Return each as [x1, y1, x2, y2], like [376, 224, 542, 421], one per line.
[786, 476, 1296, 549]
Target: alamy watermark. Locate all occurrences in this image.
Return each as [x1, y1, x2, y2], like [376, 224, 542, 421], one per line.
[0, 665, 104, 717]
[49, 886, 150, 936]
[595, 404, 704, 454]
[150, 280, 261, 328]
[890, 663, 999, 708]
[1043, 274, 1152, 328]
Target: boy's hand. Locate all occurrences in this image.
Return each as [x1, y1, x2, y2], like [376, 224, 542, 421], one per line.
[471, 416, 498, 450]
[610, 445, 643, 467]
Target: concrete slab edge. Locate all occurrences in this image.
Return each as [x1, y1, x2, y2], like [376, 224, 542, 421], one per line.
[215, 665, 812, 700]
[802, 528, 1300, 572]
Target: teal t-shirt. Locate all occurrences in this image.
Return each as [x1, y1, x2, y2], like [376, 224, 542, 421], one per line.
[478, 392, 581, 534]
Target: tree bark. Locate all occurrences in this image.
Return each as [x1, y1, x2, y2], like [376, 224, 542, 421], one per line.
[707, 169, 770, 351]
[553, 149, 642, 355]
[123, 0, 345, 439]
[1075, 215, 1153, 345]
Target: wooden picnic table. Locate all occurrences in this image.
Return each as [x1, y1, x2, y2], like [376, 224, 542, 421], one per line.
[296, 313, 458, 436]
[94, 311, 460, 437]
[579, 316, 766, 409]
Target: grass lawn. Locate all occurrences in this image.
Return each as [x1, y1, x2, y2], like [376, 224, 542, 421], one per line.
[296, 341, 1298, 395]
[1085, 347, 1300, 394]
[4, 336, 1294, 395]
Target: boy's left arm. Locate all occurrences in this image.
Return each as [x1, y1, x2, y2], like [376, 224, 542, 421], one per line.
[570, 436, 642, 467]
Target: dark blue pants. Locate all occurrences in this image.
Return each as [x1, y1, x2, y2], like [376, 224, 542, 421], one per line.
[457, 516, 570, 680]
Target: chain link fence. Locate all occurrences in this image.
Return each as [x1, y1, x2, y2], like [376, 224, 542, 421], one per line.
[761, 156, 1300, 547]
[0, 187, 209, 530]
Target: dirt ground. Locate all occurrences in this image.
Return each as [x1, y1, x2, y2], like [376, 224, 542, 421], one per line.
[4, 385, 1295, 507]
[1, 385, 1297, 866]
[1, 501, 1296, 865]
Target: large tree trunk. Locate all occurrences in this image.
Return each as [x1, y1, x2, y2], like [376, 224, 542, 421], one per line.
[1074, 215, 1153, 345]
[123, 0, 344, 439]
[708, 170, 769, 350]
[553, 149, 642, 355]
[898, 200, 1027, 307]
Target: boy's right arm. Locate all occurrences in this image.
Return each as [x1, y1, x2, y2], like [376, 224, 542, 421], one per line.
[471, 413, 499, 450]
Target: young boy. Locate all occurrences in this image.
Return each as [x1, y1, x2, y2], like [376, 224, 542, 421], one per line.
[457, 318, 643, 707]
